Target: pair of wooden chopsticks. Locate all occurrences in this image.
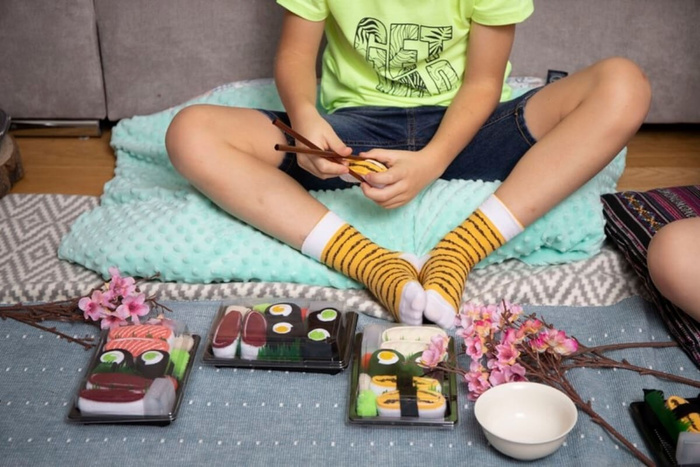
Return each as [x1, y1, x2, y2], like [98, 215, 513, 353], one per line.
[272, 118, 365, 183]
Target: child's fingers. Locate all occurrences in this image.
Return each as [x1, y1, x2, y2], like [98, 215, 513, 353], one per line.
[297, 154, 348, 179]
[361, 182, 409, 209]
[325, 132, 353, 158]
[363, 166, 396, 188]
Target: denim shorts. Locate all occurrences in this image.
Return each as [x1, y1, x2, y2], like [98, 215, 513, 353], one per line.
[258, 88, 540, 191]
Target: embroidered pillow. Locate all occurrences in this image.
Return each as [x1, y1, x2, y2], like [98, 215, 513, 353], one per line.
[601, 185, 700, 367]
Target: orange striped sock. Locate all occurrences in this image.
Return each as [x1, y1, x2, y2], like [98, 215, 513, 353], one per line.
[302, 212, 425, 324]
[419, 194, 522, 328]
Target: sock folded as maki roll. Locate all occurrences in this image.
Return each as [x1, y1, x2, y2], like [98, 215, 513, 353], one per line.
[302, 327, 336, 360]
[260, 320, 305, 361]
[267, 320, 305, 342]
[302, 307, 343, 360]
[307, 307, 341, 336]
[136, 349, 170, 379]
[264, 302, 304, 326]
[212, 306, 247, 359]
[92, 349, 135, 374]
[367, 349, 405, 377]
[241, 311, 267, 360]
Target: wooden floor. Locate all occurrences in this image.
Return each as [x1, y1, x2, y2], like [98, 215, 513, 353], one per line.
[8, 124, 700, 196]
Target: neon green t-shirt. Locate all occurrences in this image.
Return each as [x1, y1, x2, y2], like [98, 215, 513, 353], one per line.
[276, 0, 533, 112]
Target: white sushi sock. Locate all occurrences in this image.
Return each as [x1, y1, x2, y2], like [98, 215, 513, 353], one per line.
[302, 211, 426, 325]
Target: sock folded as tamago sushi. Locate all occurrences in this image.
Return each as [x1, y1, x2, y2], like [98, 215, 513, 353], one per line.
[376, 389, 446, 419]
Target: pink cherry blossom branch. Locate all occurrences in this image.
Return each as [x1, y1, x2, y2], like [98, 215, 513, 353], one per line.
[0, 271, 169, 348]
[425, 300, 697, 466]
[516, 350, 655, 465]
[0, 297, 97, 349]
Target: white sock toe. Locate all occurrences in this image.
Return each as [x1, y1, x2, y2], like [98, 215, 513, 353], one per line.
[398, 280, 426, 325]
[424, 290, 457, 329]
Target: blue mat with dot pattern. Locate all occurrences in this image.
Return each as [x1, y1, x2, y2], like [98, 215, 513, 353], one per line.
[1, 296, 697, 466]
[58, 79, 625, 285]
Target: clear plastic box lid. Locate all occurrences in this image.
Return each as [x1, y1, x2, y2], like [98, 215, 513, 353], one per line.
[202, 298, 358, 375]
[67, 317, 200, 425]
[347, 323, 459, 428]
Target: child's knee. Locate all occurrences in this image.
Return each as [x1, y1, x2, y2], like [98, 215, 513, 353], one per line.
[595, 57, 652, 119]
[647, 219, 698, 299]
[165, 105, 212, 170]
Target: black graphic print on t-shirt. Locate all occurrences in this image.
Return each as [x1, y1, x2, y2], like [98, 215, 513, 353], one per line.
[353, 17, 457, 98]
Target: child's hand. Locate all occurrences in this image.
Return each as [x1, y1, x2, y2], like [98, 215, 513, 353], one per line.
[359, 149, 443, 209]
[292, 119, 353, 179]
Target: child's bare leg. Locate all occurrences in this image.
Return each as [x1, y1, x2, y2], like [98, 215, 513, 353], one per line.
[647, 217, 700, 322]
[499, 57, 651, 223]
[421, 57, 652, 326]
[166, 105, 425, 323]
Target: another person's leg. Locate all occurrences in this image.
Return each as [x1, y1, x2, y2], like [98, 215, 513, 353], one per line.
[421, 57, 652, 326]
[165, 105, 425, 323]
[647, 217, 700, 322]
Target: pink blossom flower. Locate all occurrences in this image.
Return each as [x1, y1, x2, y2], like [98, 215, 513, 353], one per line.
[460, 303, 483, 321]
[100, 306, 130, 330]
[530, 335, 549, 353]
[495, 342, 520, 366]
[116, 293, 150, 324]
[107, 267, 136, 298]
[517, 318, 544, 339]
[541, 329, 579, 355]
[464, 370, 491, 401]
[464, 336, 484, 360]
[472, 319, 493, 339]
[488, 363, 527, 386]
[78, 291, 109, 321]
[100, 289, 118, 309]
[501, 327, 519, 346]
[449, 301, 580, 401]
[420, 334, 448, 367]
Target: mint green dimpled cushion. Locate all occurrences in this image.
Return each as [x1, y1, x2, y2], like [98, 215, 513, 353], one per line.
[58, 79, 625, 287]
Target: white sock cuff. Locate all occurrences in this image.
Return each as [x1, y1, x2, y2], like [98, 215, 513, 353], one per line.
[479, 194, 524, 242]
[301, 211, 347, 261]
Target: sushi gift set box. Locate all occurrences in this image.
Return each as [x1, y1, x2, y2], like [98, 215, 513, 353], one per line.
[202, 299, 359, 374]
[67, 317, 200, 425]
[347, 323, 459, 428]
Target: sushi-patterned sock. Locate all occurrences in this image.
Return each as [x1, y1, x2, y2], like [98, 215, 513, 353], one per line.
[419, 194, 523, 328]
[302, 211, 425, 324]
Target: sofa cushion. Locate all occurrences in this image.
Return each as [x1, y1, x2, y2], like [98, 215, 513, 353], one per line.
[0, 0, 105, 119]
[601, 186, 700, 366]
[95, 0, 284, 120]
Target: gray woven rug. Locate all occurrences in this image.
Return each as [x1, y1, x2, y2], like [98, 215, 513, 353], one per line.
[0, 194, 646, 320]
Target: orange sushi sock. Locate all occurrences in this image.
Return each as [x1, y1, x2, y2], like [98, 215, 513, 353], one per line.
[419, 194, 523, 328]
[302, 211, 425, 324]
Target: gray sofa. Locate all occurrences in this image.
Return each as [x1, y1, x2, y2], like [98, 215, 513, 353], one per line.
[1, 0, 698, 124]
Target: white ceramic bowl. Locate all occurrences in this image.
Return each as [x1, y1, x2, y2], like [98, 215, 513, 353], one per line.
[474, 382, 578, 461]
